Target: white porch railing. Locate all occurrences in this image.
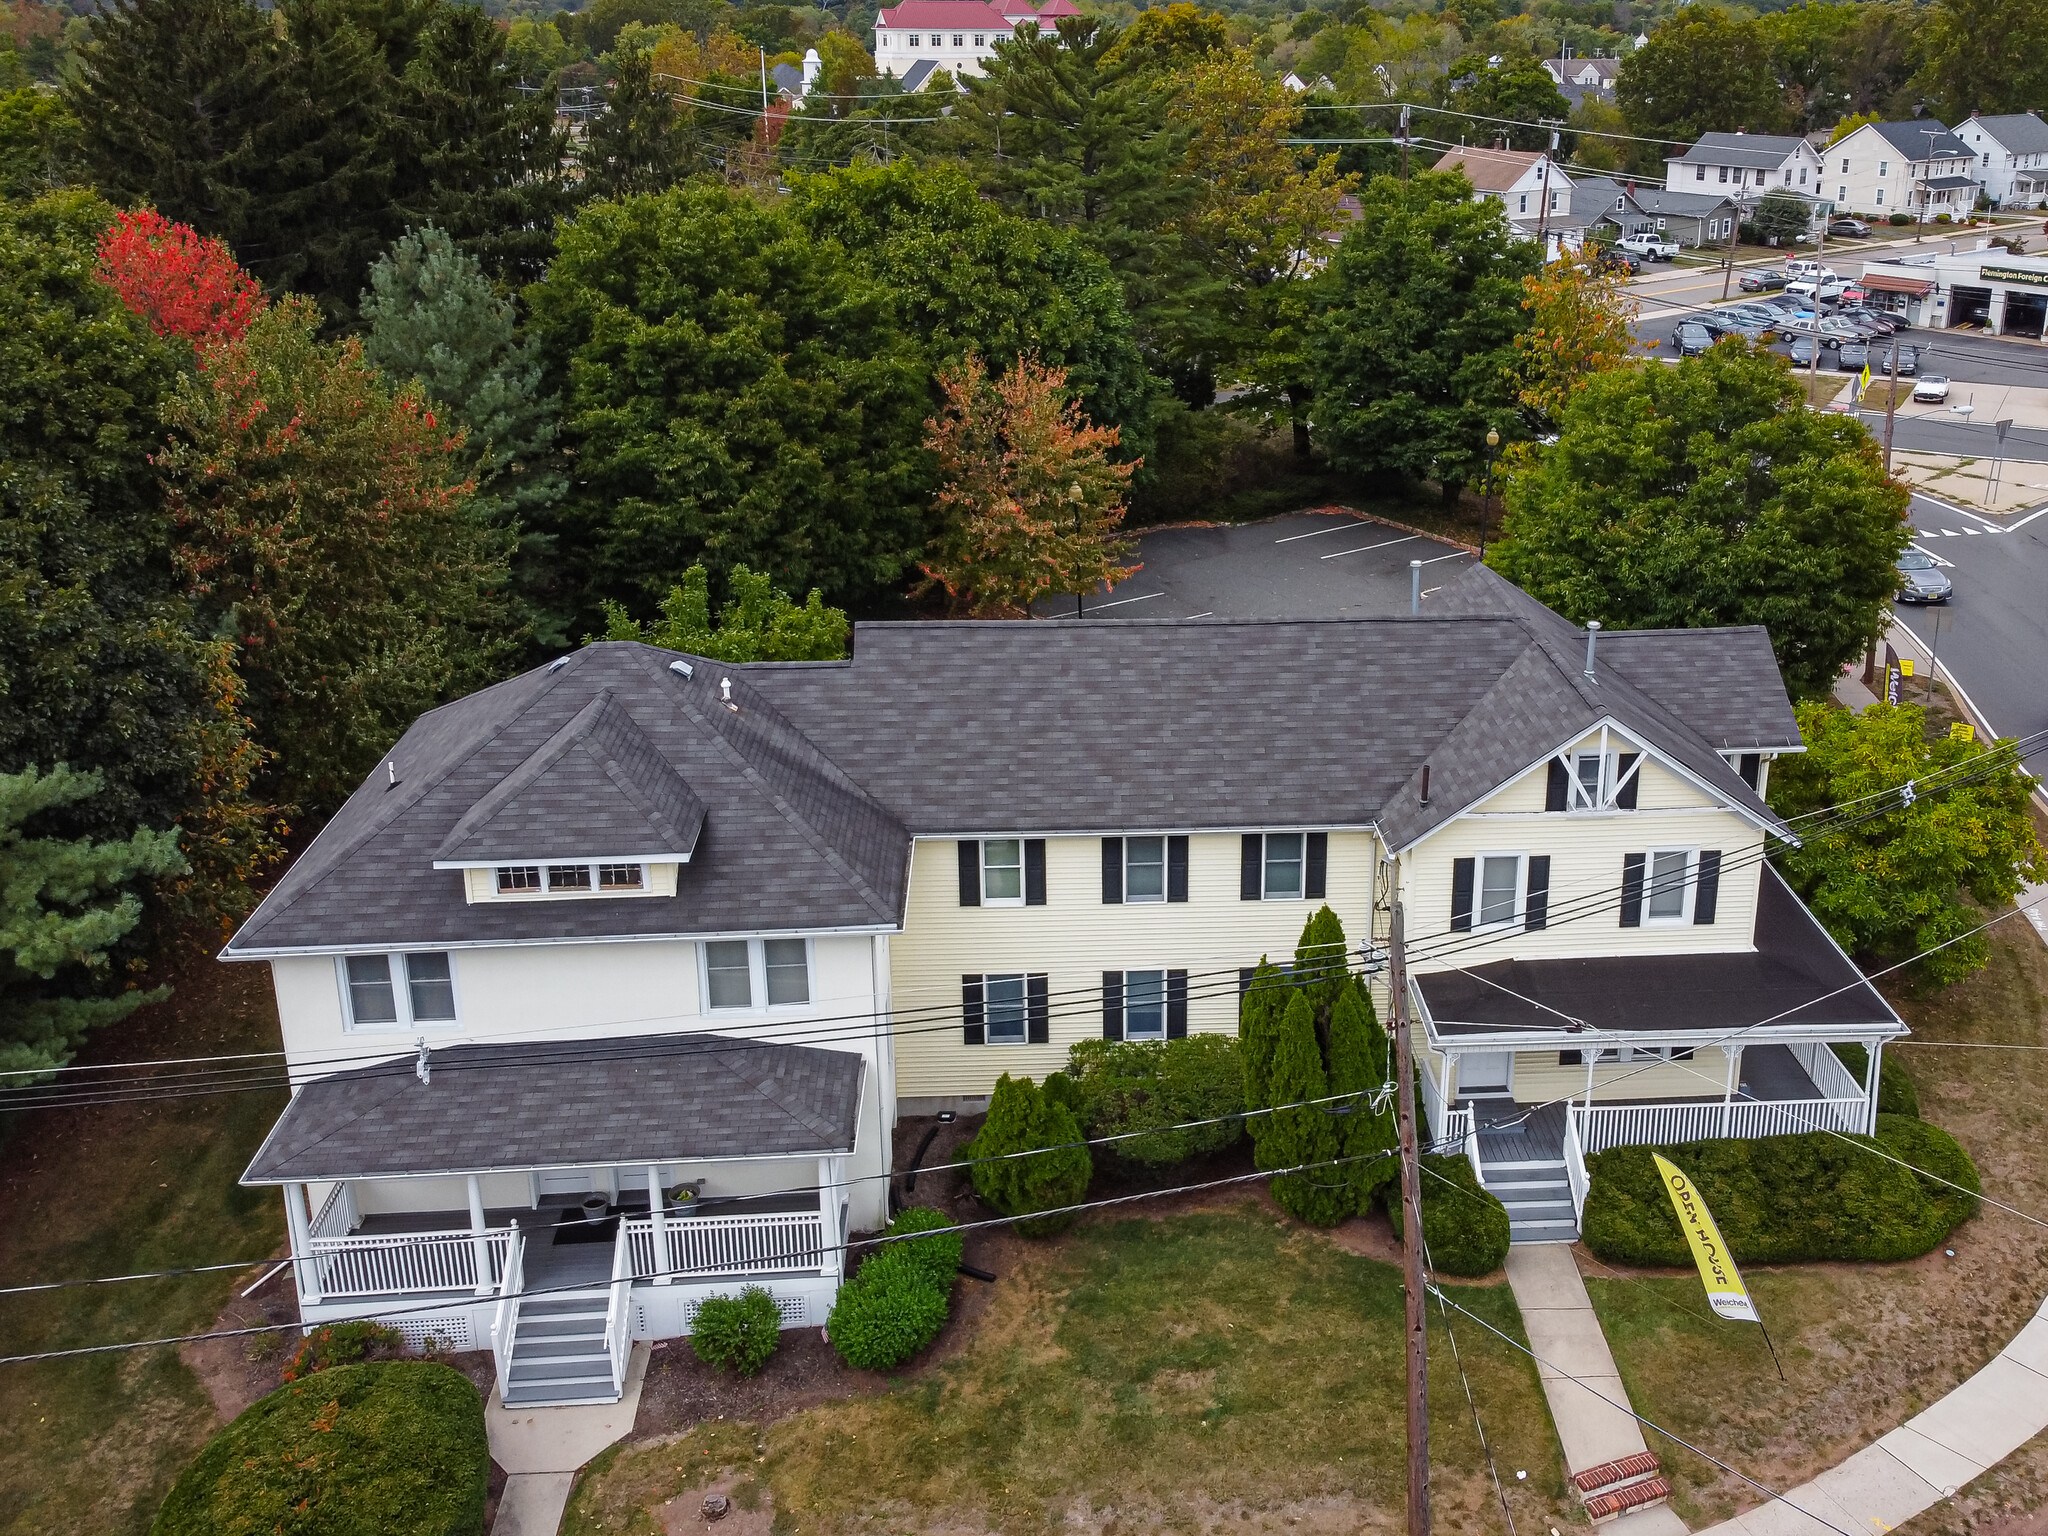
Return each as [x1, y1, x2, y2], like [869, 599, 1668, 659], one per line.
[605, 1223, 632, 1396]
[310, 1181, 358, 1240]
[1420, 1060, 1472, 1149]
[490, 1226, 525, 1389]
[1572, 1096, 1867, 1155]
[621, 1211, 829, 1281]
[1563, 1110, 1590, 1223]
[308, 1226, 512, 1299]
[1791, 1042, 1873, 1129]
[1464, 1124, 1485, 1188]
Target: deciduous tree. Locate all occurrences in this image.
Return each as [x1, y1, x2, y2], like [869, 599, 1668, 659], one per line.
[1769, 701, 2046, 985]
[593, 564, 850, 661]
[1914, 0, 2048, 121]
[95, 208, 266, 347]
[1511, 245, 1637, 432]
[1617, 9, 1782, 164]
[1488, 344, 1910, 698]
[919, 353, 1139, 617]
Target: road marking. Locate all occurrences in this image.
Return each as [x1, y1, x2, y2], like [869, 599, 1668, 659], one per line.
[1320, 535, 1420, 560]
[1910, 542, 1954, 567]
[1908, 490, 2006, 530]
[1184, 611, 1214, 619]
[1965, 528, 1981, 534]
[1415, 550, 1473, 565]
[1054, 591, 1163, 615]
[1274, 521, 1364, 543]
[2008, 505, 2048, 531]
[1942, 528, 1961, 536]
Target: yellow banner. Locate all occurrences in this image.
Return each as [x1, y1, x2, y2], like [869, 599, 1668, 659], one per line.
[1653, 1153, 1759, 1323]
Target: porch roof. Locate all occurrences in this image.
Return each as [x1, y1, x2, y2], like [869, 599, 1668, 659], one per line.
[1412, 866, 1904, 1041]
[242, 1033, 863, 1184]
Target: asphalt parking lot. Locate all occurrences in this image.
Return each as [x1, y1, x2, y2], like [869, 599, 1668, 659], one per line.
[1044, 510, 1476, 621]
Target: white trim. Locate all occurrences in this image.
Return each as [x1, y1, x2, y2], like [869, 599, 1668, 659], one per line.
[221, 922, 901, 961]
[432, 853, 683, 870]
[1641, 846, 1700, 925]
[1115, 965, 1173, 1042]
[337, 950, 464, 1033]
[1122, 834, 1170, 904]
[980, 971, 1031, 1046]
[979, 838, 1026, 907]
[1468, 849, 1529, 931]
[478, 861, 659, 901]
[1259, 831, 1309, 900]
[910, 824, 1371, 841]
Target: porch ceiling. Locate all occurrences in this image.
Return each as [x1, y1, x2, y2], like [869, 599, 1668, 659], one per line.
[242, 1032, 862, 1184]
[1415, 866, 1904, 1040]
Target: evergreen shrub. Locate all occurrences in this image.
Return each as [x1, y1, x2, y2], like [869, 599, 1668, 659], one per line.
[1581, 1115, 1979, 1266]
[1384, 1154, 1512, 1277]
[826, 1247, 950, 1371]
[282, 1320, 405, 1381]
[1830, 1043, 1920, 1118]
[1259, 990, 1347, 1226]
[885, 1204, 965, 1289]
[151, 1363, 487, 1536]
[1064, 1035, 1244, 1165]
[963, 1073, 1092, 1235]
[689, 1286, 782, 1376]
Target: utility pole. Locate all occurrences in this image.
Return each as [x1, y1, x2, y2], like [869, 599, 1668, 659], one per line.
[1536, 124, 1562, 261]
[1720, 203, 1740, 301]
[1400, 105, 1412, 184]
[1881, 333, 1904, 474]
[1389, 894, 1431, 1536]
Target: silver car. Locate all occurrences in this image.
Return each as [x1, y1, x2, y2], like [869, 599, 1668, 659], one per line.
[1896, 549, 1952, 604]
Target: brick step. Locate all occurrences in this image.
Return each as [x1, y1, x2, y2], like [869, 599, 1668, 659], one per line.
[1585, 1476, 1672, 1522]
[1573, 1452, 1662, 1495]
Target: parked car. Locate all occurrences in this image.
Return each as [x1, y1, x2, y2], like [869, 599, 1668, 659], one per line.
[1838, 339, 1869, 370]
[1619, 232, 1681, 261]
[1784, 278, 1820, 301]
[1739, 269, 1790, 292]
[1913, 375, 1950, 402]
[1673, 321, 1716, 357]
[1815, 278, 1853, 305]
[1785, 259, 1838, 282]
[1894, 345, 1919, 375]
[1788, 334, 1818, 366]
[1593, 246, 1642, 275]
[1839, 306, 1898, 336]
[1828, 217, 1872, 237]
[1723, 304, 1783, 335]
[1895, 549, 1953, 604]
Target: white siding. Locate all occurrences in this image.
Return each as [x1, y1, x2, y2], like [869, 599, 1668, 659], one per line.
[888, 831, 1377, 1099]
[1503, 1045, 1738, 1104]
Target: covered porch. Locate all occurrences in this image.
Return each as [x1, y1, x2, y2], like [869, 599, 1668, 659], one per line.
[244, 1032, 866, 1406]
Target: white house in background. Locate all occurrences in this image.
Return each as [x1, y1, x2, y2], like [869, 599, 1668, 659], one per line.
[872, 0, 1077, 83]
[1663, 131, 1825, 209]
[1540, 53, 1618, 106]
[228, 567, 1905, 1402]
[1956, 112, 2048, 209]
[1281, 71, 1334, 93]
[1434, 146, 1585, 256]
[1826, 119, 1979, 219]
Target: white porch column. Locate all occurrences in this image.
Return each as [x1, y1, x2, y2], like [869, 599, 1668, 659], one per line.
[1721, 1044, 1739, 1138]
[1862, 1041, 1885, 1135]
[818, 1157, 838, 1279]
[284, 1182, 322, 1306]
[646, 1165, 669, 1285]
[467, 1174, 492, 1296]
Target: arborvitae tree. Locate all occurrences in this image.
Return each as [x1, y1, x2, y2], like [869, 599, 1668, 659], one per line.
[1260, 990, 1349, 1226]
[1329, 978, 1398, 1212]
[1237, 956, 1289, 1139]
[1, 766, 188, 1076]
[577, 45, 691, 201]
[1292, 904, 1348, 1031]
[362, 226, 566, 644]
[963, 1073, 1093, 1237]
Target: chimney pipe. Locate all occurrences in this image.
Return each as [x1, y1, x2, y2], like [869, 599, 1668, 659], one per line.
[1410, 559, 1423, 615]
[1420, 764, 1431, 806]
[1583, 620, 1602, 681]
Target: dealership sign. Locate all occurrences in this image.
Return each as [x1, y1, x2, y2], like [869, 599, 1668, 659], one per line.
[1980, 264, 2048, 287]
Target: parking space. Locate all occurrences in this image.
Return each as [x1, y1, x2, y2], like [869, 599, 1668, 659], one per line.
[1044, 510, 1476, 621]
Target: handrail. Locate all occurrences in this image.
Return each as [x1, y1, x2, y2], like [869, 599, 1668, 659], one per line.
[307, 1226, 511, 1299]
[309, 1181, 357, 1241]
[619, 1209, 832, 1281]
[606, 1221, 632, 1396]
[1563, 1107, 1591, 1223]
[1464, 1124, 1485, 1188]
[490, 1225, 525, 1396]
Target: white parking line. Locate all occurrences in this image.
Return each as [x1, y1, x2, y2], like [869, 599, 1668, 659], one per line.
[1320, 535, 1420, 561]
[1274, 521, 1364, 543]
[2009, 506, 2048, 531]
[1054, 591, 1164, 616]
[1415, 550, 1473, 565]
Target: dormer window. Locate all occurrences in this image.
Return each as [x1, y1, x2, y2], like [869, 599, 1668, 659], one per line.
[1545, 749, 1642, 811]
[492, 861, 652, 897]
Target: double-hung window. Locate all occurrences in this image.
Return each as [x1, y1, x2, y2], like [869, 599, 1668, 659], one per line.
[1101, 969, 1187, 1040]
[1450, 854, 1550, 933]
[1644, 849, 1691, 921]
[1619, 849, 1722, 927]
[1102, 836, 1188, 903]
[1240, 832, 1327, 900]
[909, 32, 920, 45]
[1478, 855, 1521, 928]
[951, 32, 963, 45]
[702, 938, 812, 1011]
[957, 839, 1046, 905]
[342, 952, 457, 1029]
[1125, 836, 1166, 901]
[961, 973, 1048, 1044]
[1548, 750, 1641, 812]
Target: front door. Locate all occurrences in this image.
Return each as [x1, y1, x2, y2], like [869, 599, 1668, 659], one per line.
[1460, 1052, 1513, 1096]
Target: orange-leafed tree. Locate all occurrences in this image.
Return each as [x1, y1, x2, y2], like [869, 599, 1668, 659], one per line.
[95, 208, 265, 348]
[1511, 245, 1638, 429]
[919, 354, 1140, 618]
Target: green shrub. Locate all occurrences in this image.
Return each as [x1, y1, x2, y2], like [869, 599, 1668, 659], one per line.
[1260, 990, 1347, 1226]
[1581, 1118, 1979, 1266]
[884, 1204, 965, 1289]
[1889, 212, 1913, 226]
[152, 1362, 487, 1536]
[964, 1073, 1092, 1236]
[1385, 1154, 1512, 1277]
[1064, 1035, 1244, 1165]
[826, 1246, 950, 1371]
[689, 1286, 782, 1376]
[1830, 1043, 1919, 1117]
[282, 1320, 405, 1381]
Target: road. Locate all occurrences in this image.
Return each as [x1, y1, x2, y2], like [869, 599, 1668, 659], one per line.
[1890, 494, 2048, 770]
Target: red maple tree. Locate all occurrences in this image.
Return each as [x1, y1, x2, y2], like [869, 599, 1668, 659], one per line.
[95, 209, 266, 348]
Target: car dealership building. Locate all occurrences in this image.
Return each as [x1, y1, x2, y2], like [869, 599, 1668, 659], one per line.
[1859, 248, 2048, 338]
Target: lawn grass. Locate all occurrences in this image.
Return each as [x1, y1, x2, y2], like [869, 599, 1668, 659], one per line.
[1585, 915, 2048, 1530]
[565, 1201, 1568, 1536]
[0, 949, 287, 1536]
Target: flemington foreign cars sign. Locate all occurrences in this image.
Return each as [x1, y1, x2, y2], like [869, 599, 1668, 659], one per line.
[1980, 264, 2048, 287]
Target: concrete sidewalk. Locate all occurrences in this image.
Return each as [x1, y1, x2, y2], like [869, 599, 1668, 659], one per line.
[487, 1344, 649, 1536]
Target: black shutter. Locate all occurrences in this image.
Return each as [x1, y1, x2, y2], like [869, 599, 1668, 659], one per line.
[1305, 833, 1328, 900]
[1616, 753, 1641, 810]
[1239, 967, 1255, 1001]
[1738, 753, 1761, 790]
[1450, 858, 1475, 931]
[1167, 836, 1189, 903]
[1694, 850, 1721, 925]
[1025, 840, 1047, 906]
[1558, 1049, 1583, 1067]
[962, 975, 985, 1044]
[958, 841, 980, 906]
[1101, 838, 1123, 903]
[1167, 971, 1188, 1039]
[1525, 855, 1551, 931]
[1620, 853, 1646, 927]
[1102, 971, 1124, 1040]
[1027, 974, 1049, 1042]
[1241, 834, 1263, 900]
[1545, 759, 1569, 811]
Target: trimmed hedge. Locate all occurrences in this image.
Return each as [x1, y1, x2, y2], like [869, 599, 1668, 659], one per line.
[690, 1286, 781, 1375]
[1064, 1035, 1245, 1165]
[826, 1206, 960, 1371]
[1830, 1043, 1920, 1118]
[152, 1362, 487, 1536]
[1582, 1114, 1979, 1267]
[964, 1073, 1091, 1236]
[1385, 1154, 1512, 1278]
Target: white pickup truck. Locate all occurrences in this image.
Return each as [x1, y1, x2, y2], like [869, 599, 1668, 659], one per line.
[1616, 232, 1680, 261]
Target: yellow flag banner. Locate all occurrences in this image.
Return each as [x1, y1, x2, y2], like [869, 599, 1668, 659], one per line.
[1652, 1153, 1759, 1323]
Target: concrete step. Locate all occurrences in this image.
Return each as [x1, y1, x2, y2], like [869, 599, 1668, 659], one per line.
[1480, 1157, 1570, 1173]
[1492, 1177, 1571, 1199]
[501, 1380, 621, 1408]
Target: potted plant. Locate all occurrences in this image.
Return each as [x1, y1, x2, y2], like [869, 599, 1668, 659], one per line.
[581, 1194, 610, 1224]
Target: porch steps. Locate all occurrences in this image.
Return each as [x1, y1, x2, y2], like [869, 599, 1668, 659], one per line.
[501, 1291, 620, 1408]
[1574, 1452, 1672, 1523]
[1484, 1161, 1580, 1245]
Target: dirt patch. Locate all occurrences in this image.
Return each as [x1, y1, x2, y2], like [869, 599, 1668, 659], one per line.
[655, 1470, 775, 1535]
[177, 1269, 299, 1424]
[633, 1333, 877, 1440]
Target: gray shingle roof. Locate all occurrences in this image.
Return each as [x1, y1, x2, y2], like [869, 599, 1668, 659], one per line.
[900, 58, 939, 91]
[1413, 866, 1903, 1038]
[1863, 119, 1972, 162]
[242, 1033, 864, 1182]
[1628, 187, 1741, 216]
[1672, 132, 1812, 170]
[770, 61, 804, 96]
[1967, 113, 2048, 156]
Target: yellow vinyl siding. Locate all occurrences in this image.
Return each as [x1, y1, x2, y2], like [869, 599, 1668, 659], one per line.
[1507, 1046, 1738, 1104]
[889, 831, 1378, 1099]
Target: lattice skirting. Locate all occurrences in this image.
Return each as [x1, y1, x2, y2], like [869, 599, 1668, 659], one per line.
[631, 1276, 840, 1340]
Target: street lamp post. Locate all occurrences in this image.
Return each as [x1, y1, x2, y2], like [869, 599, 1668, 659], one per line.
[1478, 427, 1501, 560]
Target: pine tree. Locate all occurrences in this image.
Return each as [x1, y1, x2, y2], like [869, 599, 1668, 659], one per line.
[1, 765, 188, 1077]
[964, 1073, 1093, 1237]
[578, 45, 691, 201]
[1260, 990, 1348, 1226]
[1237, 956, 1289, 1142]
[1329, 979, 1397, 1212]
[1292, 904, 1348, 1033]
